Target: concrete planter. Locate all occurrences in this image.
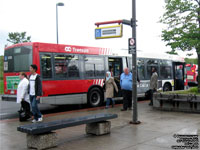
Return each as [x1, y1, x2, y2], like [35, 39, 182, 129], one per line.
[153, 92, 200, 113]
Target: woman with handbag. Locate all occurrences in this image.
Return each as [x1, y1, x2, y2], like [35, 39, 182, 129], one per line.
[105, 71, 118, 109]
[17, 72, 31, 121]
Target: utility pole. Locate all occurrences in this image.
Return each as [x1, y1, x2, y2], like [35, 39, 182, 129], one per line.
[130, 0, 140, 124]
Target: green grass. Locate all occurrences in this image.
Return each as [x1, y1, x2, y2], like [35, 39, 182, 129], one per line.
[165, 87, 199, 95]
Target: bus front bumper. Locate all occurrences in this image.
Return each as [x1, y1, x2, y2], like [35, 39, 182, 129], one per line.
[188, 81, 198, 85]
[1, 95, 16, 102]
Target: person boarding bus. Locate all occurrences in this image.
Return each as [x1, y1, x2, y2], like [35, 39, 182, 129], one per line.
[105, 71, 118, 109]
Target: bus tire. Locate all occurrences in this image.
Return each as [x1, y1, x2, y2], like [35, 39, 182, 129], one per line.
[88, 88, 103, 107]
[163, 83, 172, 92]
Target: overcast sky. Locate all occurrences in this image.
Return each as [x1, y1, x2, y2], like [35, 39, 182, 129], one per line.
[0, 0, 197, 58]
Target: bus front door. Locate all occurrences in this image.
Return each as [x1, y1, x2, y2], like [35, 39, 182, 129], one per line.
[173, 62, 185, 90]
[108, 57, 123, 97]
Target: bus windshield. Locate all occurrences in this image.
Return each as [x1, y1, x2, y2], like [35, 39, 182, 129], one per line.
[4, 46, 32, 72]
[186, 66, 191, 71]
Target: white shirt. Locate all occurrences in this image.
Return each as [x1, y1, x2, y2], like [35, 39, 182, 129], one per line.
[17, 78, 29, 103]
[29, 74, 37, 96]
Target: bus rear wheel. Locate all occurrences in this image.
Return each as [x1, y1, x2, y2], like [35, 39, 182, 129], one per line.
[163, 83, 172, 92]
[88, 88, 103, 107]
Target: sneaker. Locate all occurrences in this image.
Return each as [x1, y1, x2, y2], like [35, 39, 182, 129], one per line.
[121, 109, 127, 111]
[149, 103, 153, 106]
[38, 118, 43, 122]
[38, 115, 43, 122]
[32, 119, 37, 123]
[112, 103, 115, 108]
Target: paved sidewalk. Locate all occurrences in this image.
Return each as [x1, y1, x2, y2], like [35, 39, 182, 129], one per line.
[0, 101, 200, 150]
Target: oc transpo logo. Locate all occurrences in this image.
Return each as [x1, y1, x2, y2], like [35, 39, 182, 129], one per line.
[65, 46, 72, 52]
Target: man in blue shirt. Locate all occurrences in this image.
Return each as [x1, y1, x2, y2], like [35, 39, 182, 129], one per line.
[120, 68, 133, 111]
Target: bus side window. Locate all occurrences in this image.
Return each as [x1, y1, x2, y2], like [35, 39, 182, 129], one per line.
[147, 59, 158, 80]
[160, 60, 172, 79]
[84, 56, 105, 78]
[40, 54, 52, 79]
[54, 54, 80, 79]
[137, 59, 145, 80]
[68, 55, 80, 78]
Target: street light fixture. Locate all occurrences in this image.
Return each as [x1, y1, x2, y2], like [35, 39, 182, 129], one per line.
[56, 2, 64, 44]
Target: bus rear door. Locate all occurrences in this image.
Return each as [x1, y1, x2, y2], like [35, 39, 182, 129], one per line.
[173, 62, 186, 90]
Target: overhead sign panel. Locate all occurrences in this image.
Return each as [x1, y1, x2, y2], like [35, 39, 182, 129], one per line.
[95, 25, 123, 39]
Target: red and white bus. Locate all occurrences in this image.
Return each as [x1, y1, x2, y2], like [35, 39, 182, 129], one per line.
[2, 42, 186, 107]
[186, 64, 198, 85]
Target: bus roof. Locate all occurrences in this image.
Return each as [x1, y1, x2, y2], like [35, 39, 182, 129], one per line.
[5, 42, 185, 62]
[137, 51, 185, 62]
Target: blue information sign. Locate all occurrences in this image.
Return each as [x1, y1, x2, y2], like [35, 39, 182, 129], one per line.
[95, 29, 101, 38]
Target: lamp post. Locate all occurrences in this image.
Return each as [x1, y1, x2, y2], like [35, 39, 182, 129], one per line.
[56, 2, 64, 44]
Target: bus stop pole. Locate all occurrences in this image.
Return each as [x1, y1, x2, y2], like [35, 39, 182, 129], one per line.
[131, 0, 140, 124]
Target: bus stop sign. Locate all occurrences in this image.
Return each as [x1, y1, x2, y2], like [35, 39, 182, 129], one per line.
[95, 25, 123, 39]
[128, 38, 136, 54]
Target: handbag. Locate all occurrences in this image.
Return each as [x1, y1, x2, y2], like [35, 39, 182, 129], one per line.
[102, 78, 106, 91]
[18, 101, 31, 122]
[18, 109, 28, 122]
[145, 89, 151, 99]
[102, 84, 106, 91]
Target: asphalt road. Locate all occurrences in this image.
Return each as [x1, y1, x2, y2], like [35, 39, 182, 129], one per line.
[0, 95, 92, 120]
[0, 95, 148, 120]
[0, 99, 57, 120]
[0, 100, 91, 120]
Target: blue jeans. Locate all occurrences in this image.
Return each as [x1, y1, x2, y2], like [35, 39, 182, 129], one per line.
[106, 98, 115, 107]
[30, 95, 42, 120]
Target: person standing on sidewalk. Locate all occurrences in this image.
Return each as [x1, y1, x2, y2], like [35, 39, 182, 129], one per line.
[105, 71, 118, 109]
[120, 68, 133, 111]
[29, 64, 43, 123]
[149, 67, 158, 106]
[17, 72, 31, 121]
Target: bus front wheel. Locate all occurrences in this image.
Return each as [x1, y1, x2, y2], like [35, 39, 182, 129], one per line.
[163, 83, 172, 92]
[88, 88, 103, 107]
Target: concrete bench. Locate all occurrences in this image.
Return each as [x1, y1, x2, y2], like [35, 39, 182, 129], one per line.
[154, 93, 200, 112]
[17, 113, 118, 150]
[156, 94, 175, 107]
[172, 95, 200, 109]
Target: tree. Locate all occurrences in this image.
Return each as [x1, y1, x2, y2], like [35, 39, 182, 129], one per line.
[7, 32, 31, 44]
[185, 58, 198, 64]
[160, 0, 200, 91]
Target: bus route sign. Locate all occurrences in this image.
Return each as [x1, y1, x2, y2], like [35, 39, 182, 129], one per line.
[95, 25, 123, 39]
